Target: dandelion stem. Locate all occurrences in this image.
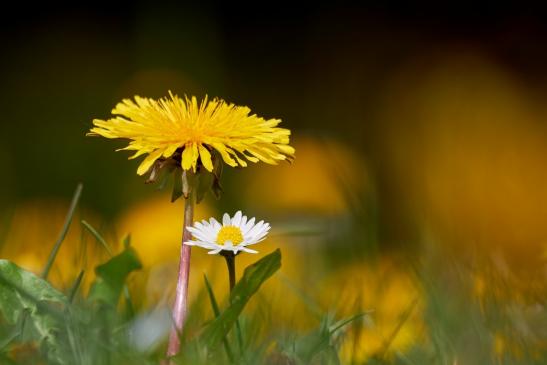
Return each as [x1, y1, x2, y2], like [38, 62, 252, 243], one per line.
[166, 189, 196, 358]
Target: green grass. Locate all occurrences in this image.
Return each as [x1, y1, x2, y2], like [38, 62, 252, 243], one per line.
[0, 185, 544, 365]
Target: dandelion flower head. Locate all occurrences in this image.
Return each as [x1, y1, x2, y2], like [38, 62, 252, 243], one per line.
[88, 92, 295, 175]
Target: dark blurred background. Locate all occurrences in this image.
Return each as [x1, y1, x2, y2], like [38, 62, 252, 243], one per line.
[2, 1, 547, 260]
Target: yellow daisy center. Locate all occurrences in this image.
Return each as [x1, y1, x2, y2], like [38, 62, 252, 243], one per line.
[216, 226, 244, 246]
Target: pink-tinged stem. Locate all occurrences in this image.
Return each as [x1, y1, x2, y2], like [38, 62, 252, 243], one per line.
[166, 192, 195, 358]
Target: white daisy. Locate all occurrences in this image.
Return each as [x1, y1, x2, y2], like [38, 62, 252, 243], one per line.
[184, 211, 270, 255]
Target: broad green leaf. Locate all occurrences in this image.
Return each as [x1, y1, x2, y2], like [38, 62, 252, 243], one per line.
[0, 260, 67, 357]
[0, 260, 66, 325]
[87, 246, 142, 306]
[201, 249, 281, 348]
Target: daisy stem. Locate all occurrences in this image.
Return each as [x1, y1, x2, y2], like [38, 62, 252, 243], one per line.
[166, 189, 196, 358]
[223, 253, 245, 354]
[224, 253, 236, 291]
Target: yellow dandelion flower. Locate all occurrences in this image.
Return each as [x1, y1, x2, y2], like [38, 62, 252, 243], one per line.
[88, 92, 295, 175]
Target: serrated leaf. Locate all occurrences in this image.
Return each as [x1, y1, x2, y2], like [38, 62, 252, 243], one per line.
[87, 246, 142, 306]
[201, 249, 281, 348]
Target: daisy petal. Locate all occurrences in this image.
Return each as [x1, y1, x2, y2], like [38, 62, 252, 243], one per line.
[223, 213, 231, 226]
[241, 247, 259, 254]
[232, 211, 242, 226]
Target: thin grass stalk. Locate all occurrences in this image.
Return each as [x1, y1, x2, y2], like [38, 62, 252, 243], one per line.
[42, 183, 83, 279]
[204, 274, 234, 363]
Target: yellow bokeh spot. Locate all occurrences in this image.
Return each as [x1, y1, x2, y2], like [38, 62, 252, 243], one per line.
[116, 193, 214, 267]
[216, 226, 243, 245]
[379, 52, 547, 263]
[243, 136, 368, 216]
[1, 199, 106, 291]
[321, 259, 424, 363]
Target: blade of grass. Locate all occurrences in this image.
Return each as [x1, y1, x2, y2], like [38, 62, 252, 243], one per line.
[81, 220, 113, 256]
[68, 270, 85, 303]
[121, 234, 135, 318]
[204, 274, 234, 363]
[329, 311, 372, 334]
[42, 183, 83, 279]
[377, 298, 418, 359]
[234, 318, 244, 356]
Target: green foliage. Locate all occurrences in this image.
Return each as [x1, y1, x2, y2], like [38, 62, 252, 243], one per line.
[87, 246, 142, 307]
[278, 313, 368, 365]
[201, 249, 281, 349]
[0, 260, 67, 363]
[0, 260, 67, 325]
[204, 274, 234, 363]
[1, 185, 545, 365]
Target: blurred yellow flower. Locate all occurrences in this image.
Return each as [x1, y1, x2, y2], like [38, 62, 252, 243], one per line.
[470, 262, 546, 360]
[117, 194, 215, 268]
[379, 53, 547, 263]
[321, 259, 423, 362]
[243, 137, 368, 215]
[1, 200, 107, 291]
[88, 92, 294, 175]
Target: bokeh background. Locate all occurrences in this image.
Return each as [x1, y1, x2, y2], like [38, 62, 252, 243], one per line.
[1, 2, 546, 364]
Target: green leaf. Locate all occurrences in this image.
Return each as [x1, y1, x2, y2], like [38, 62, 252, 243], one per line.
[87, 246, 142, 306]
[204, 274, 221, 318]
[0, 260, 67, 355]
[201, 249, 281, 348]
[0, 260, 67, 325]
